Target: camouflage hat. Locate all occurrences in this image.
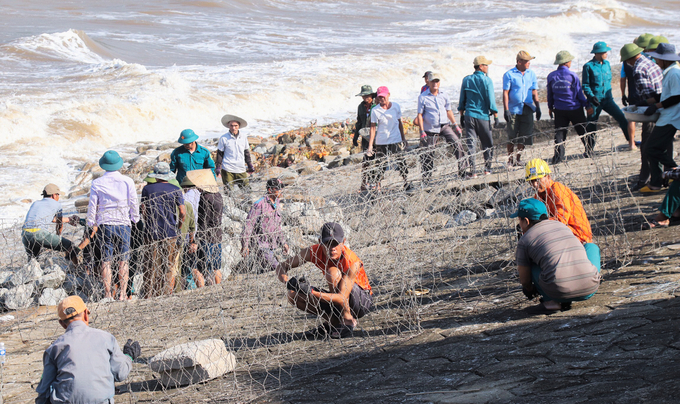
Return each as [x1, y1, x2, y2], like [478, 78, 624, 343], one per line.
[355, 85, 375, 97]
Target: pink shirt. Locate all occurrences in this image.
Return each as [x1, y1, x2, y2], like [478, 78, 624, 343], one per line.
[87, 171, 140, 227]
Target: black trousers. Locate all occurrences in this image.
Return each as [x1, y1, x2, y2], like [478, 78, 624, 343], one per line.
[637, 121, 656, 186]
[553, 108, 589, 162]
[645, 124, 678, 187]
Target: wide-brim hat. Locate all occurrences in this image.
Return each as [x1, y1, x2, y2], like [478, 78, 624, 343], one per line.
[99, 150, 124, 171]
[178, 129, 199, 144]
[647, 35, 669, 51]
[147, 162, 175, 181]
[554, 50, 575, 65]
[591, 41, 611, 54]
[221, 114, 248, 129]
[185, 169, 219, 193]
[647, 43, 680, 62]
[180, 176, 196, 187]
[355, 85, 375, 97]
[620, 43, 644, 62]
[634, 33, 654, 49]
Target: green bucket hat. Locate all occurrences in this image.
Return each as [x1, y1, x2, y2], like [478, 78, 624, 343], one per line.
[590, 41, 611, 54]
[355, 85, 374, 97]
[554, 50, 575, 65]
[177, 129, 199, 144]
[634, 33, 654, 49]
[647, 35, 669, 51]
[620, 43, 643, 62]
[99, 150, 124, 172]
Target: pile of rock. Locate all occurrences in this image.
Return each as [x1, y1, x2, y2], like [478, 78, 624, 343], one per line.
[148, 339, 236, 387]
[0, 259, 68, 310]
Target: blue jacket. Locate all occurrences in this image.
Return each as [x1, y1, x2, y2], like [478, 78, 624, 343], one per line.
[582, 58, 613, 102]
[170, 144, 216, 184]
[547, 66, 590, 111]
[458, 70, 498, 120]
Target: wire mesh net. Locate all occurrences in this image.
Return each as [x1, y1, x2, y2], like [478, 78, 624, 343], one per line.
[0, 123, 662, 402]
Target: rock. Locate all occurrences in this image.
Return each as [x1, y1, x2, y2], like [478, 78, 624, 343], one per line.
[68, 186, 91, 199]
[0, 271, 13, 288]
[253, 145, 268, 154]
[0, 289, 8, 304]
[221, 243, 241, 277]
[283, 193, 325, 208]
[260, 167, 299, 185]
[223, 197, 248, 222]
[136, 145, 151, 154]
[306, 134, 330, 147]
[291, 160, 321, 174]
[348, 153, 364, 164]
[157, 152, 171, 163]
[462, 187, 496, 209]
[156, 142, 177, 151]
[271, 144, 286, 156]
[36, 267, 66, 289]
[75, 198, 89, 213]
[279, 134, 293, 144]
[327, 157, 344, 169]
[450, 210, 478, 227]
[489, 185, 529, 207]
[320, 201, 343, 223]
[149, 339, 236, 387]
[10, 259, 43, 287]
[38, 288, 68, 306]
[222, 216, 244, 237]
[132, 273, 144, 296]
[424, 213, 450, 230]
[247, 136, 263, 145]
[299, 215, 325, 235]
[5, 283, 35, 310]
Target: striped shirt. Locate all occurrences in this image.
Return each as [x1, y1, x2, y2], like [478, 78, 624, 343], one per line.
[633, 55, 663, 99]
[516, 220, 600, 300]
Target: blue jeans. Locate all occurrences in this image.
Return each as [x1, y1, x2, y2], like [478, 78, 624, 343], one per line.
[99, 224, 131, 262]
[531, 243, 601, 303]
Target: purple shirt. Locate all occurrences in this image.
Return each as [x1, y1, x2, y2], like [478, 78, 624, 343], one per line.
[141, 182, 184, 241]
[633, 55, 663, 99]
[87, 171, 140, 227]
[241, 196, 286, 250]
[547, 65, 589, 111]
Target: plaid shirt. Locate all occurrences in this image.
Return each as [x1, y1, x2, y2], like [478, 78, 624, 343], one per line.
[633, 55, 663, 99]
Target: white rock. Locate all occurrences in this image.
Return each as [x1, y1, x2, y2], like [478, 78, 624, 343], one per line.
[38, 288, 68, 306]
[149, 339, 236, 387]
[451, 210, 478, 227]
[37, 267, 66, 289]
[0, 315, 14, 322]
[0, 271, 13, 287]
[5, 283, 35, 310]
[10, 259, 43, 287]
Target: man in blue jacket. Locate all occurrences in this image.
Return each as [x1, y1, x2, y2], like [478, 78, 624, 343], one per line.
[582, 41, 630, 155]
[547, 51, 594, 164]
[459, 56, 499, 176]
[170, 129, 216, 185]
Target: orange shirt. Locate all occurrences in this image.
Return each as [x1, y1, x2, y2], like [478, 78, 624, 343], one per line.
[536, 180, 593, 244]
[309, 244, 372, 293]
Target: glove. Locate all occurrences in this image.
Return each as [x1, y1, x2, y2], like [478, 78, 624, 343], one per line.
[535, 107, 542, 121]
[590, 97, 600, 107]
[286, 276, 299, 291]
[644, 104, 659, 116]
[68, 215, 81, 226]
[504, 110, 512, 122]
[246, 163, 255, 173]
[297, 279, 312, 295]
[460, 118, 465, 129]
[522, 285, 539, 300]
[123, 339, 141, 361]
[493, 116, 500, 128]
[622, 95, 628, 106]
[452, 123, 463, 137]
[636, 100, 649, 107]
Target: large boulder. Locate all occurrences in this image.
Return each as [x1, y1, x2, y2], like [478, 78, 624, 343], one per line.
[149, 339, 236, 387]
[260, 167, 299, 185]
[5, 283, 35, 310]
[0, 271, 13, 288]
[37, 267, 66, 289]
[38, 288, 68, 306]
[10, 260, 43, 287]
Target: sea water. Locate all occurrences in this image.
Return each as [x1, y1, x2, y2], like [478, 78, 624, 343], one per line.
[0, 0, 678, 221]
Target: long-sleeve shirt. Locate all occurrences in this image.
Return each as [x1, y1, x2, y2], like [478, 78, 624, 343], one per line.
[353, 101, 374, 150]
[582, 58, 613, 102]
[35, 321, 131, 404]
[241, 196, 286, 250]
[23, 198, 62, 231]
[197, 190, 223, 244]
[657, 63, 680, 130]
[169, 144, 216, 184]
[87, 171, 140, 227]
[547, 65, 590, 111]
[535, 180, 593, 244]
[417, 89, 452, 133]
[458, 70, 498, 120]
[632, 55, 663, 100]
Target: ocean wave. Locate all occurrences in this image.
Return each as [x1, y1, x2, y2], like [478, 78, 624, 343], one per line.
[2, 29, 112, 64]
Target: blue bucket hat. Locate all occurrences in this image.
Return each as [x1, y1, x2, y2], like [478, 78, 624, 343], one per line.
[647, 43, 680, 62]
[590, 41, 611, 54]
[510, 198, 548, 221]
[178, 129, 199, 144]
[99, 150, 124, 172]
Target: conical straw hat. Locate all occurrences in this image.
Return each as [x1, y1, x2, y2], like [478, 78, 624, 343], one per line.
[185, 169, 219, 193]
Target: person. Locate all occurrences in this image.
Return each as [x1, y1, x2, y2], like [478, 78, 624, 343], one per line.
[351, 85, 377, 191]
[35, 295, 140, 404]
[21, 184, 79, 264]
[503, 51, 541, 167]
[420, 71, 432, 93]
[190, 169, 224, 286]
[619, 33, 654, 150]
[646, 35, 669, 53]
[582, 41, 630, 152]
[275, 222, 373, 339]
[140, 162, 186, 298]
[416, 73, 468, 180]
[241, 178, 289, 273]
[366, 86, 410, 191]
[169, 129, 216, 185]
[639, 43, 680, 192]
[459, 56, 499, 176]
[524, 158, 593, 244]
[620, 43, 664, 191]
[512, 199, 601, 315]
[87, 150, 140, 301]
[546, 51, 594, 164]
[215, 114, 255, 192]
[179, 176, 201, 288]
[643, 169, 680, 228]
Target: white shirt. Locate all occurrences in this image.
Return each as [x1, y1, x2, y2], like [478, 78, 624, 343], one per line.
[657, 63, 680, 130]
[370, 102, 403, 145]
[217, 131, 249, 173]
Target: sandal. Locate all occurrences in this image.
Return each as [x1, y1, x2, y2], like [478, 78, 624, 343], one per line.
[330, 323, 355, 339]
[526, 302, 560, 315]
[643, 220, 670, 230]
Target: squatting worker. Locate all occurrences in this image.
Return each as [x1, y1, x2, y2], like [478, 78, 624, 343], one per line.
[582, 41, 630, 150]
[640, 43, 680, 192]
[87, 150, 140, 301]
[275, 222, 373, 340]
[503, 50, 541, 168]
[546, 50, 594, 164]
[352, 85, 377, 191]
[22, 184, 79, 265]
[458, 56, 499, 177]
[620, 43, 663, 191]
[417, 72, 468, 180]
[215, 114, 254, 192]
[366, 86, 410, 191]
[513, 199, 601, 315]
[241, 178, 289, 273]
[524, 158, 593, 244]
[170, 129, 216, 185]
[35, 295, 141, 403]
